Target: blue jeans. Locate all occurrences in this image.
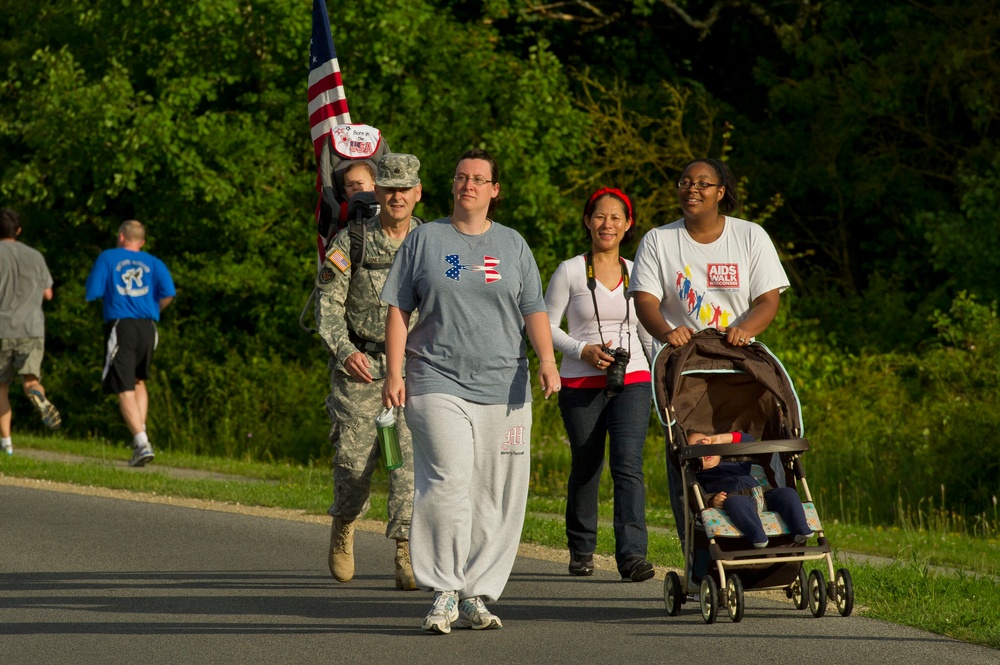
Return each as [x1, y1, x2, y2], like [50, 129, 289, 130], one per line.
[722, 486, 812, 545]
[559, 382, 651, 571]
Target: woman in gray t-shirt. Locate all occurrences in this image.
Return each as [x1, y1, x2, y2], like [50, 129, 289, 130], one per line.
[381, 148, 559, 635]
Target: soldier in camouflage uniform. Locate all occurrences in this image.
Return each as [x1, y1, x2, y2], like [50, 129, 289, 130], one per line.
[315, 153, 422, 590]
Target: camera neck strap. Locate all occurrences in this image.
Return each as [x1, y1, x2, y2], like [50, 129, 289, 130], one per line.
[584, 252, 632, 356]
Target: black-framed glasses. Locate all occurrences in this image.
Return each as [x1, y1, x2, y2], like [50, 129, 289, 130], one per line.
[677, 179, 719, 191]
[454, 174, 493, 186]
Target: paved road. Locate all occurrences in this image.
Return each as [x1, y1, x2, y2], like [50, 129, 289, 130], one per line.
[1, 481, 996, 665]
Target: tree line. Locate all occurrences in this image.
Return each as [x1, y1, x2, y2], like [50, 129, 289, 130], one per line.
[1, 0, 996, 521]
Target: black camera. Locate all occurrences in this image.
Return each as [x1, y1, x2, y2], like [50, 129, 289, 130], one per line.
[604, 346, 630, 397]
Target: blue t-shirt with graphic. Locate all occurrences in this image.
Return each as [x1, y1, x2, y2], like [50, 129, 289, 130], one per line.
[85, 248, 176, 322]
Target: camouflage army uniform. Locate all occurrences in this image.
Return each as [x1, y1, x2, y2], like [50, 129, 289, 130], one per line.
[315, 215, 418, 541]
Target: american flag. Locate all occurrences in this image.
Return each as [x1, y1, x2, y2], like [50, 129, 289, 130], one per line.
[445, 255, 503, 283]
[309, 0, 351, 262]
[308, 0, 351, 160]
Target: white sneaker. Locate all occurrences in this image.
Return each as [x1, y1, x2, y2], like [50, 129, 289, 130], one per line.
[455, 596, 502, 630]
[422, 591, 459, 635]
[2, 443, 12, 456]
[128, 443, 155, 467]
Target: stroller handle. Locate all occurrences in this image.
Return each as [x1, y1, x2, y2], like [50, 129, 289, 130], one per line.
[677, 438, 810, 462]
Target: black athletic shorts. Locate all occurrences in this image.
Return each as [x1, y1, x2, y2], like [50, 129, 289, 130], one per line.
[102, 318, 157, 395]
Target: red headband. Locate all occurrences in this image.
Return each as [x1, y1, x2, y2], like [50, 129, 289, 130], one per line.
[586, 187, 634, 224]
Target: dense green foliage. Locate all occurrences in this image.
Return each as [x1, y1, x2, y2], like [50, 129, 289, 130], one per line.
[772, 294, 1000, 525]
[1, 1, 997, 523]
[0, 0, 585, 461]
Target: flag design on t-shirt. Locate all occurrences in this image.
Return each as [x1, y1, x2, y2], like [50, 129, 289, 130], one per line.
[444, 255, 501, 283]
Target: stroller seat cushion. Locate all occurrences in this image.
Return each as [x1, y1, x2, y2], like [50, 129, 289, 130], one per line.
[701, 502, 822, 539]
[750, 464, 771, 489]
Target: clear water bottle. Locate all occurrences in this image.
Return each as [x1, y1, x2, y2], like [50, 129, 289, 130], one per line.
[375, 407, 403, 470]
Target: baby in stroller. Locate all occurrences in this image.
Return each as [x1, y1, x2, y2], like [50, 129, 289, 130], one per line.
[654, 330, 854, 622]
[688, 430, 813, 548]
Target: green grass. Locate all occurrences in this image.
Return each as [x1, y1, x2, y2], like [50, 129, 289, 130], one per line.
[3, 433, 999, 649]
[854, 558, 1000, 647]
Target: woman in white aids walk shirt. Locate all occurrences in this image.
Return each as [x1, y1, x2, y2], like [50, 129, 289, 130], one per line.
[628, 158, 789, 351]
[628, 158, 789, 543]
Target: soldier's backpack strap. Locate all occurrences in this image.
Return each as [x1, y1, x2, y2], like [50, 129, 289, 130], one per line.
[349, 216, 423, 277]
[298, 288, 318, 334]
[349, 216, 367, 279]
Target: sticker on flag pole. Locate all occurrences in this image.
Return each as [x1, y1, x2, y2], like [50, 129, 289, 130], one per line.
[330, 124, 383, 160]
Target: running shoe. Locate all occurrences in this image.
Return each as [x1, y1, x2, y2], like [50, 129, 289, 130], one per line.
[129, 443, 155, 467]
[455, 596, 502, 630]
[27, 390, 61, 429]
[422, 590, 459, 635]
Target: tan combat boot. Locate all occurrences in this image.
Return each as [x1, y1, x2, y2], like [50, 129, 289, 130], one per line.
[394, 539, 417, 590]
[328, 517, 355, 582]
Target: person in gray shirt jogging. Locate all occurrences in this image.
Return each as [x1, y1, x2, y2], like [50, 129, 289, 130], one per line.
[0, 208, 61, 455]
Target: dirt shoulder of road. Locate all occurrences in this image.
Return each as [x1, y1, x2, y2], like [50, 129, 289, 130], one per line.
[0, 473, 594, 572]
[5, 447, 619, 570]
[4, 447, 883, 594]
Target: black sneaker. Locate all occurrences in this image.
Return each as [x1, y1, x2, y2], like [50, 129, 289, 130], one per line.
[620, 558, 655, 582]
[568, 551, 594, 576]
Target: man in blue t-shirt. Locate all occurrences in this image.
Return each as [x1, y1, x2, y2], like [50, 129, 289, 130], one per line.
[85, 220, 175, 467]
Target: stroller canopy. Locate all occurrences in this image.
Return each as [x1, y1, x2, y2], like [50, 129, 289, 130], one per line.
[652, 330, 803, 452]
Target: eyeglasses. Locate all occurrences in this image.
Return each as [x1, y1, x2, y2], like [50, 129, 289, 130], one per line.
[454, 174, 493, 186]
[677, 180, 719, 191]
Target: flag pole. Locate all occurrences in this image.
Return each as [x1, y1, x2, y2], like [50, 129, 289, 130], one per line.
[308, 0, 352, 264]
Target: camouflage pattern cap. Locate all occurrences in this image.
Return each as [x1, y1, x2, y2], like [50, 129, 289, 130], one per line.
[376, 153, 421, 188]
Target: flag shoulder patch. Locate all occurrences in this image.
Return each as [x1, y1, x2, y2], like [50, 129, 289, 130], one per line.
[327, 249, 351, 273]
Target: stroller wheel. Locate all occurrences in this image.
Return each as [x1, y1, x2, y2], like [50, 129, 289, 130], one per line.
[835, 568, 854, 617]
[807, 569, 827, 618]
[789, 565, 808, 610]
[726, 574, 745, 623]
[664, 572, 683, 616]
[700, 576, 719, 624]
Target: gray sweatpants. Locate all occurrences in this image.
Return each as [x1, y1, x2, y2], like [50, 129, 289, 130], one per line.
[405, 393, 531, 602]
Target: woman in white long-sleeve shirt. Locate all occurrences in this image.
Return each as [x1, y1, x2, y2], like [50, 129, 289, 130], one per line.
[544, 187, 655, 582]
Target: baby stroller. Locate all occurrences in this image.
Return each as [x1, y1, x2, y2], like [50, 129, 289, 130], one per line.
[652, 329, 853, 623]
